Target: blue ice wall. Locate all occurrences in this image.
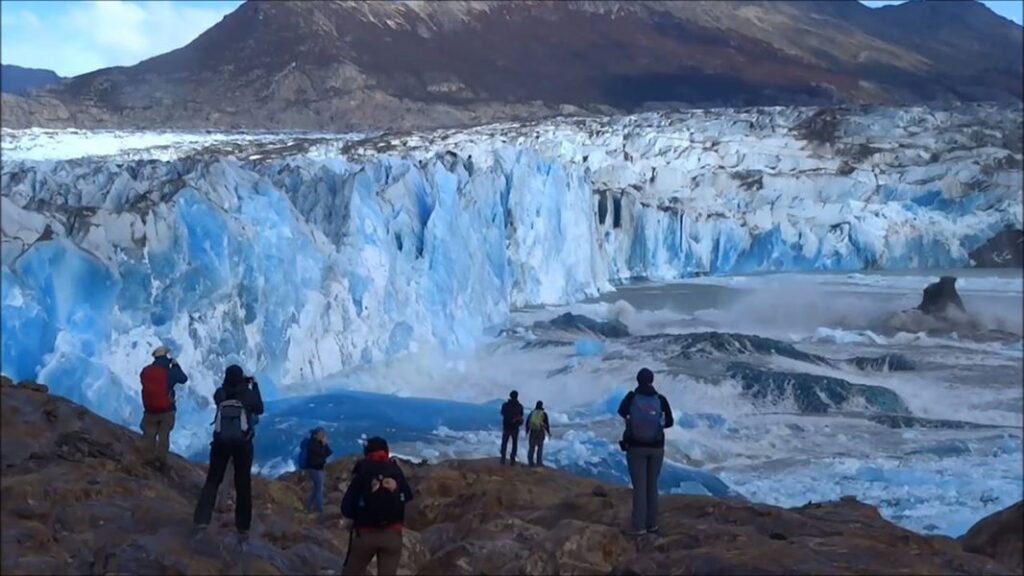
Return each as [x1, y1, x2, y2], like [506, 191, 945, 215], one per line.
[1, 140, 1020, 454]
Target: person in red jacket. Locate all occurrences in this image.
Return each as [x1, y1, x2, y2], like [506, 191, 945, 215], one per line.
[138, 345, 189, 469]
[341, 437, 414, 576]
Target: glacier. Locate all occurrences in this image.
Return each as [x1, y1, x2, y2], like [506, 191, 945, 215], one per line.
[1, 105, 1022, 455]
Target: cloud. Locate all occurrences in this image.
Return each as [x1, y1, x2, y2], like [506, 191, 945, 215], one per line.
[0, 1, 240, 77]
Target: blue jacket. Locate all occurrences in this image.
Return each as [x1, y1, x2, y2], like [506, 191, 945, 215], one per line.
[152, 356, 189, 411]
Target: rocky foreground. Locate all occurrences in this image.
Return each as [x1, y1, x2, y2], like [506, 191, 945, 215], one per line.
[2, 379, 1021, 575]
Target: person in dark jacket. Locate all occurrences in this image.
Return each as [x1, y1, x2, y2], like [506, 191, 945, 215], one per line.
[617, 368, 673, 537]
[139, 345, 189, 469]
[192, 364, 265, 542]
[341, 437, 413, 576]
[526, 400, 551, 467]
[305, 427, 333, 513]
[500, 390, 525, 466]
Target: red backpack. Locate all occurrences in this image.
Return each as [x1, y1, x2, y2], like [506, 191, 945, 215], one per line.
[140, 364, 173, 413]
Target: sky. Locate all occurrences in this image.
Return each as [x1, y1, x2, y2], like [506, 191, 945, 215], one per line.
[1, 0, 1022, 78]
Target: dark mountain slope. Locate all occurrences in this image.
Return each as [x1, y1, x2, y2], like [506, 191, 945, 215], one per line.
[3, 0, 1021, 131]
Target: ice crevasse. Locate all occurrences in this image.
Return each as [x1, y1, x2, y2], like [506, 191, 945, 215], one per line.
[1, 105, 1021, 453]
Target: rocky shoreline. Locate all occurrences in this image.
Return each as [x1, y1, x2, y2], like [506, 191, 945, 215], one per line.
[2, 377, 1021, 575]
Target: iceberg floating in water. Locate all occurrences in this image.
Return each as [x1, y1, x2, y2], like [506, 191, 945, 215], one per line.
[1, 105, 1020, 454]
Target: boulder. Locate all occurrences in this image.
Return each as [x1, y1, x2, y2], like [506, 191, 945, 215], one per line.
[917, 276, 966, 317]
[960, 501, 1023, 573]
[537, 312, 631, 338]
[726, 362, 910, 415]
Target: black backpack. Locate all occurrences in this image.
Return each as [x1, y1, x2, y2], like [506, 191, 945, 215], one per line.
[353, 459, 406, 528]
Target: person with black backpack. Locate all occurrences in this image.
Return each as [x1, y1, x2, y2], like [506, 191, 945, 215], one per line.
[138, 345, 189, 470]
[617, 367, 674, 537]
[500, 390, 524, 466]
[300, 427, 333, 513]
[341, 437, 413, 576]
[192, 364, 264, 543]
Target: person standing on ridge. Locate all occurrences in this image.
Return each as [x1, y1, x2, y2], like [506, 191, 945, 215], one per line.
[618, 367, 673, 537]
[526, 400, 551, 467]
[500, 390, 524, 466]
[341, 436, 414, 576]
[193, 365, 265, 546]
[301, 427, 333, 514]
[139, 345, 189, 470]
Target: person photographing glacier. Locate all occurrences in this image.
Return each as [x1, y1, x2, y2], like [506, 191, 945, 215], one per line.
[138, 345, 189, 470]
[193, 365, 265, 544]
[298, 427, 333, 514]
[618, 368, 674, 537]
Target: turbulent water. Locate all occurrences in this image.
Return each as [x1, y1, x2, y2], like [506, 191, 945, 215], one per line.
[259, 269, 1022, 537]
[2, 107, 1022, 537]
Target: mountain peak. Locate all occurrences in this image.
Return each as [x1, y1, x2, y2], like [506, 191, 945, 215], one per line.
[3, 0, 1021, 131]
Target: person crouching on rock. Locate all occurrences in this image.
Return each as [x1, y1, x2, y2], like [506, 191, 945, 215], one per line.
[500, 390, 524, 465]
[618, 368, 674, 537]
[341, 436, 414, 576]
[139, 345, 189, 470]
[526, 400, 551, 467]
[304, 427, 333, 514]
[192, 365, 264, 544]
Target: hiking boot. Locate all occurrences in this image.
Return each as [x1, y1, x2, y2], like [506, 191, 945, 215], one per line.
[500, 457, 506, 466]
[622, 528, 646, 538]
[237, 531, 249, 551]
[646, 526, 660, 535]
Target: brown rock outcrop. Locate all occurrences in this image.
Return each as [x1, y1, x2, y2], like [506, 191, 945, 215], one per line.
[1, 382, 1016, 575]
[960, 501, 1024, 574]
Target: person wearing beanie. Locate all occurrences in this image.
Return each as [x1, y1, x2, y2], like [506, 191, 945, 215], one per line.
[499, 390, 525, 465]
[341, 436, 414, 576]
[617, 367, 674, 537]
[192, 364, 264, 545]
[526, 400, 552, 467]
[138, 345, 189, 470]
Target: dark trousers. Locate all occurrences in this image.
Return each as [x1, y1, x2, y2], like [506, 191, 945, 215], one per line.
[500, 426, 520, 464]
[527, 431, 545, 467]
[626, 447, 664, 532]
[343, 529, 403, 576]
[193, 440, 254, 532]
